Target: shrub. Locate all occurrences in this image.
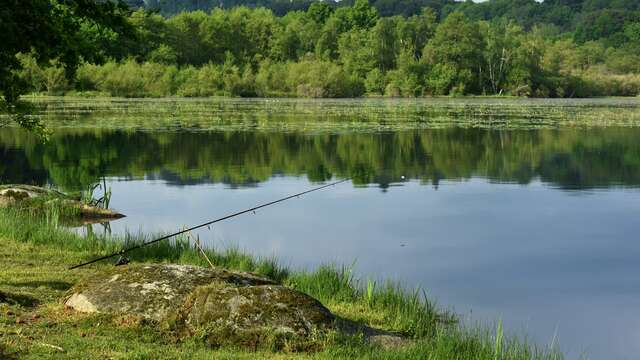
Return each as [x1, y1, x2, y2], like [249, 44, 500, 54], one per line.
[286, 60, 364, 98]
[175, 64, 224, 97]
[255, 60, 290, 97]
[139, 62, 178, 97]
[426, 63, 458, 95]
[16, 53, 45, 93]
[42, 59, 69, 95]
[364, 68, 385, 95]
[99, 60, 146, 97]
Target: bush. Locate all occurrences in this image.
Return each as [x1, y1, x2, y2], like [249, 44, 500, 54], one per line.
[139, 62, 178, 97]
[426, 63, 458, 95]
[286, 60, 365, 98]
[221, 63, 256, 97]
[384, 68, 425, 97]
[175, 64, 223, 97]
[364, 68, 385, 95]
[605, 47, 640, 74]
[99, 60, 146, 97]
[255, 60, 290, 97]
[42, 59, 69, 95]
[76, 60, 177, 98]
[580, 68, 640, 97]
[16, 53, 45, 93]
[76, 63, 101, 92]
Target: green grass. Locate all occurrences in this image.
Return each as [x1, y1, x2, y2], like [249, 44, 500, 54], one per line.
[0, 206, 563, 359]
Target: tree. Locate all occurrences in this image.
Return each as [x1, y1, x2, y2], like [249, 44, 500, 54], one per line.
[316, 10, 352, 60]
[482, 21, 528, 94]
[350, 0, 379, 29]
[0, 0, 133, 131]
[423, 12, 485, 94]
[307, 2, 334, 24]
[0, 0, 133, 136]
[338, 29, 376, 79]
[574, 10, 631, 45]
[370, 17, 400, 73]
[167, 11, 210, 65]
[624, 22, 640, 45]
[270, 23, 303, 61]
[397, 8, 437, 61]
[127, 9, 171, 61]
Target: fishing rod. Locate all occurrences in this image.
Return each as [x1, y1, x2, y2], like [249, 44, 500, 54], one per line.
[69, 178, 351, 270]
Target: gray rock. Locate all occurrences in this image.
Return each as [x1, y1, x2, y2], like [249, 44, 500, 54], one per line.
[65, 264, 335, 349]
[65, 264, 409, 350]
[66, 264, 277, 320]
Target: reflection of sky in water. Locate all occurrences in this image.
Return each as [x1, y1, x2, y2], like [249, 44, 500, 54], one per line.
[89, 176, 640, 360]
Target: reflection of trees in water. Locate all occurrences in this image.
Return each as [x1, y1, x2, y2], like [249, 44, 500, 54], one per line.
[2, 127, 640, 191]
[0, 147, 49, 185]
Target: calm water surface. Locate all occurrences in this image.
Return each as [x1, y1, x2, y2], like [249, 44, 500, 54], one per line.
[2, 98, 640, 359]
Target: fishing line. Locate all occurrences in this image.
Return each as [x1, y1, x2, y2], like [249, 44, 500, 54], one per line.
[69, 178, 351, 270]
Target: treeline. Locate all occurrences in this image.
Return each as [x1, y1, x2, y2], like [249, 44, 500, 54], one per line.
[16, 0, 640, 98]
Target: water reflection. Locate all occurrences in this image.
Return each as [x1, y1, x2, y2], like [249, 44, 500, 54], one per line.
[2, 127, 640, 191]
[85, 177, 640, 360]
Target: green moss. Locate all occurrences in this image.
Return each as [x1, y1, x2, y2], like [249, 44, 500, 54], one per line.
[1, 190, 29, 201]
[168, 282, 334, 351]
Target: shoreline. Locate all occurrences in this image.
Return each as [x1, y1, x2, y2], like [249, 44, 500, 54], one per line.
[0, 205, 563, 359]
[16, 93, 640, 101]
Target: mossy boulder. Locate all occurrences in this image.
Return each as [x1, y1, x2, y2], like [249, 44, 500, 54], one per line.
[65, 264, 335, 349]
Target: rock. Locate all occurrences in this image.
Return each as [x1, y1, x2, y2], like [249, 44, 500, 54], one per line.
[0, 196, 14, 208]
[65, 264, 410, 350]
[0, 185, 61, 207]
[58, 199, 125, 223]
[65, 264, 335, 349]
[0, 184, 63, 199]
[176, 282, 335, 348]
[0, 184, 125, 223]
[65, 264, 276, 321]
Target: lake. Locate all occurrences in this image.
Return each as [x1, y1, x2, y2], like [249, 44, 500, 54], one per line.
[2, 97, 640, 359]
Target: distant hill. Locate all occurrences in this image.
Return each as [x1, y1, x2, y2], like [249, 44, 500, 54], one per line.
[124, 0, 640, 27]
[124, 0, 459, 17]
[124, 0, 327, 16]
[120, 0, 640, 47]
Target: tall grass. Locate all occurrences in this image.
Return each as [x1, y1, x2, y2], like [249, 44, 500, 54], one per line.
[0, 205, 288, 280]
[288, 263, 452, 338]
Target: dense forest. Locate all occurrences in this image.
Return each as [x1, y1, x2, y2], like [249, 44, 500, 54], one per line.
[12, 0, 640, 98]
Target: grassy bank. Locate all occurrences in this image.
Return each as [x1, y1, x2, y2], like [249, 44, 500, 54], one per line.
[0, 206, 562, 359]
